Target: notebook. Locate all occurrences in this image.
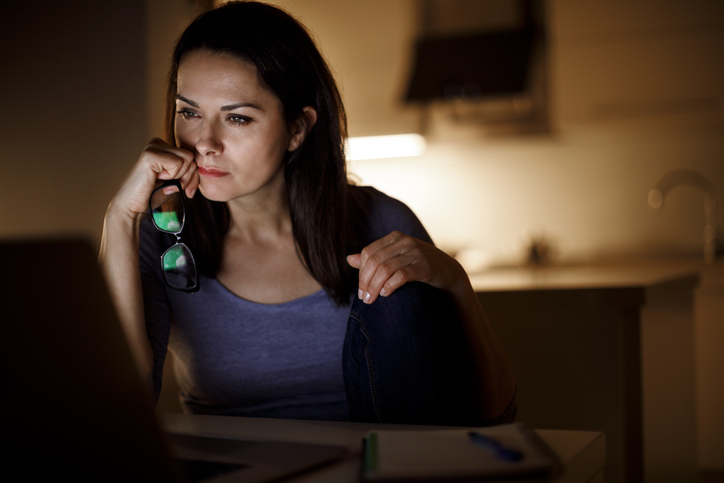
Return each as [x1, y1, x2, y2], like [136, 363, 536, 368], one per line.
[362, 423, 561, 482]
[0, 237, 346, 482]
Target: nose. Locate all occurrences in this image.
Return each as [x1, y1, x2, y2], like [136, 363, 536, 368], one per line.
[196, 119, 223, 156]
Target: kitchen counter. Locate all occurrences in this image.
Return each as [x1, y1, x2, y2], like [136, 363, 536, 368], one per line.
[470, 260, 703, 483]
[468, 260, 701, 292]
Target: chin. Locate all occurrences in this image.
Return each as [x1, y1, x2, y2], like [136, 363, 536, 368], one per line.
[198, 184, 232, 203]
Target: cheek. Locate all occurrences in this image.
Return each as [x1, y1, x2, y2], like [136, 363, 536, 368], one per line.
[174, 124, 193, 149]
[244, 125, 292, 161]
[267, 124, 295, 155]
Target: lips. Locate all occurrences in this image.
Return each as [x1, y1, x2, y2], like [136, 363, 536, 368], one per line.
[197, 166, 230, 179]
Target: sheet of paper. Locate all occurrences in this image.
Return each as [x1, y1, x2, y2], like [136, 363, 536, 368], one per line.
[363, 423, 560, 481]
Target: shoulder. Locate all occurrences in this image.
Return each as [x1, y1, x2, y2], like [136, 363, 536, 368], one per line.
[348, 185, 400, 217]
[348, 185, 433, 245]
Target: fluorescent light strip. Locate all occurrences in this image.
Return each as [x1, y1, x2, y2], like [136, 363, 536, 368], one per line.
[346, 134, 426, 161]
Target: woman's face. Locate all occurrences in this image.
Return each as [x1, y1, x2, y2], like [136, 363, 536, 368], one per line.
[174, 50, 297, 203]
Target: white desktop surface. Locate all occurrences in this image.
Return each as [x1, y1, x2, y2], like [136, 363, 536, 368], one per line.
[160, 413, 606, 483]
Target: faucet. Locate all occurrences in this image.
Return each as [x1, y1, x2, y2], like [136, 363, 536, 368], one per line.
[648, 169, 722, 264]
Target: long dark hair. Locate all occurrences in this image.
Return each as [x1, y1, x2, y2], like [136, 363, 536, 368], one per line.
[166, 1, 354, 305]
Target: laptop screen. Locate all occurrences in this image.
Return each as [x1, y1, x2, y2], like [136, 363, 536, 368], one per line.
[0, 237, 183, 481]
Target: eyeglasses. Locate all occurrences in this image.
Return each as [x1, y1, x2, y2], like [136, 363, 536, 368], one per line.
[149, 180, 199, 293]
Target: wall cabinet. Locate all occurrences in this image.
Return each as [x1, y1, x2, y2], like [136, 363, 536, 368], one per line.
[549, 0, 724, 129]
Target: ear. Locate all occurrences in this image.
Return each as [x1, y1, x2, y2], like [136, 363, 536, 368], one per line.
[288, 106, 317, 152]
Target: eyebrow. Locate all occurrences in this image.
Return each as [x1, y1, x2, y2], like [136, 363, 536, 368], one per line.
[176, 95, 261, 111]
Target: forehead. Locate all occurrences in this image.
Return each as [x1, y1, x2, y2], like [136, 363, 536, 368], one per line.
[176, 50, 276, 104]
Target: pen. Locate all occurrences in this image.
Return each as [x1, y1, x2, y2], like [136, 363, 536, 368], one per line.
[468, 432, 523, 462]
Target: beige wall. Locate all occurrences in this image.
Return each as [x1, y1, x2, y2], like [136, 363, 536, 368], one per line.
[351, 130, 724, 265]
[0, 0, 203, 246]
[0, 0, 147, 244]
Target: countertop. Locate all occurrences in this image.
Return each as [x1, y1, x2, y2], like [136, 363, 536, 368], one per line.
[467, 259, 706, 292]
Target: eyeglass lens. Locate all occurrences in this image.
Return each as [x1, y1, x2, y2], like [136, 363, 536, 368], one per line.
[150, 183, 198, 292]
[150, 185, 184, 232]
[161, 243, 197, 291]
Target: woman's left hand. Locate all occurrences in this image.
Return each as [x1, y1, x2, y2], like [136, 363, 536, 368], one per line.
[347, 231, 465, 304]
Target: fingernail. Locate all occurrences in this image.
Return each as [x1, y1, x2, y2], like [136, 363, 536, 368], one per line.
[358, 289, 363, 300]
[380, 288, 386, 297]
[189, 188, 197, 198]
[364, 292, 371, 304]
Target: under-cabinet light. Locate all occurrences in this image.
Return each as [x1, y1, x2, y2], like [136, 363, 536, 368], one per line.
[345, 134, 426, 161]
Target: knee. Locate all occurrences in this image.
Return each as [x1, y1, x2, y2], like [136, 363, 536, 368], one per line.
[349, 281, 466, 368]
[344, 282, 479, 425]
[352, 281, 455, 330]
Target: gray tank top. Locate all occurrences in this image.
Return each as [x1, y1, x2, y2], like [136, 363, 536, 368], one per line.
[140, 185, 432, 420]
[165, 280, 350, 420]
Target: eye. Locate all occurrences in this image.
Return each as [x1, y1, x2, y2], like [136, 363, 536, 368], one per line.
[227, 114, 252, 126]
[176, 109, 199, 120]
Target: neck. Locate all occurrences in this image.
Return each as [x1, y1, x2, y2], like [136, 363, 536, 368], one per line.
[225, 178, 292, 244]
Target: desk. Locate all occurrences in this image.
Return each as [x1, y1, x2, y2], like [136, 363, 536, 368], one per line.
[160, 413, 606, 483]
[469, 262, 700, 483]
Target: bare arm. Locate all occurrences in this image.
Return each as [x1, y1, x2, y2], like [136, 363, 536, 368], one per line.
[99, 204, 153, 376]
[347, 232, 516, 420]
[444, 262, 517, 420]
[98, 138, 198, 379]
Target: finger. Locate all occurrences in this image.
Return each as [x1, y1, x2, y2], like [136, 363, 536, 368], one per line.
[143, 139, 195, 180]
[362, 254, 419, 304]
[185, 169, 200, 198]
[358, 235, 415, 290]
[346, 254, 361, 269]
[172, 152, 198, 181]
[180, 164, 200, 198]
[155, 151, 193, 180]
[357, 231, 402, 268]
[146, 137, 194, 162]
[378, 269, 414, 299]
[142, 148, 184, 180]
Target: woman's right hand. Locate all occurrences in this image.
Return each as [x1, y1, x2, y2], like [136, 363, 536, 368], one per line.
[111, 138, 199, 222]
[100, 138, 198, 379]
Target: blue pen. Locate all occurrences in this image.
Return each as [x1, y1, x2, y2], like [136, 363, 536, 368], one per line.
[468, 431, 523, 462]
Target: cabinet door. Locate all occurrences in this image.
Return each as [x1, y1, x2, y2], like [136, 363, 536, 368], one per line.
[549, 0, 724, 128]
[695, 263, 724, 470]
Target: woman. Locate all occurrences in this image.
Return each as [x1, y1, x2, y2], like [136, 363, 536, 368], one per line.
[100, 1, 515, 425]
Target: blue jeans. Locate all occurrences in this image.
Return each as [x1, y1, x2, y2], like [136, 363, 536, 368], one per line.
[343, 282, 515, 426]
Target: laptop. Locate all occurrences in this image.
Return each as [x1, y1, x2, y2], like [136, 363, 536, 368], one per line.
[0, 237, 346, 482]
